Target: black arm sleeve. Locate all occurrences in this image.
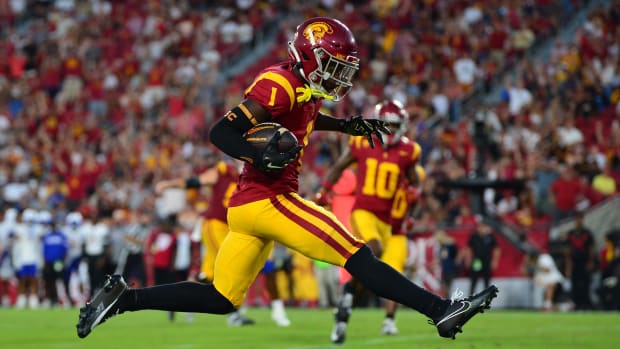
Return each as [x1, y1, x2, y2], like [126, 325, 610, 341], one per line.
[314, 112, 348, 132]
[209, 107, 261, 164]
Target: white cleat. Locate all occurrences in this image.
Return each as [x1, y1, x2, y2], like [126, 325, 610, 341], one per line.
[270, 299, 290, 327]
[272, 312, 291, 327]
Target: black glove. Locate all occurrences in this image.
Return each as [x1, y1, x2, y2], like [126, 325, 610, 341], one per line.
[340, 115, 391, 148]
[253, 131, 302, 172]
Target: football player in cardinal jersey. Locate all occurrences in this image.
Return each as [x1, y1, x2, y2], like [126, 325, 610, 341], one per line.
[380, 164, 427, 336]
[77, 17, 497, 343]
[317, 100, 423, 343]
[155, 154, 290, 327]
[155, 156, 256, 326]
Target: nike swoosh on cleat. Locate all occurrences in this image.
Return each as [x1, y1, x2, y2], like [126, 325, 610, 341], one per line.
[436, 301, 471, 326]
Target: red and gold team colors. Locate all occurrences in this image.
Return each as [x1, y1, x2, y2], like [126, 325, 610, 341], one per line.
[347, 136, 421, 272]
[200, 161, 239, 281]
[214, 63, 365, 307]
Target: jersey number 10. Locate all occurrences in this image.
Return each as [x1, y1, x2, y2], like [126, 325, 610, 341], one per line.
[361, 158, 400, 199]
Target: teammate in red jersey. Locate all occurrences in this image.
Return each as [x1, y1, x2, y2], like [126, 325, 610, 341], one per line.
[317, 100, 422, 343]
[155, 157, 256, 326]
[77, 17, 497, 342]
[155, 156, 290, 327]
[381, 164, 426, 336]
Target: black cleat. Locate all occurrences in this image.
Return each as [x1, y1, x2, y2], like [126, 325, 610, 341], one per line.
[76, 275, 128, 338]
[331, 321, 347, 344]
[432, 285, 499, 339]
[330, 294, 352, 344]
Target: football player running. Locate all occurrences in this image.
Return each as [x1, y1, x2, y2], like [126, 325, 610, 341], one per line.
[76, 17, 497, 342]
[316, 100, 422, 343]
[381, 164, 427, 336]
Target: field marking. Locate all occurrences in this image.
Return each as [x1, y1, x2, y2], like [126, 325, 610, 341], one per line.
[283, 334, 438, 349]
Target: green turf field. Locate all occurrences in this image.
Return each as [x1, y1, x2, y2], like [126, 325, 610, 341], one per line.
[1, 308, 619, 349]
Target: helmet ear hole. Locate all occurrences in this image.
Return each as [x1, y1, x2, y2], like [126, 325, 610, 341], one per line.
[301, 51, 310, 60]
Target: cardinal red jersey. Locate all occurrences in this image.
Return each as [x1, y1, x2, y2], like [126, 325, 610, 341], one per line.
[229, 62, 322, 207]
[203, 161, 239, 222]
[349, 136, 421, 223]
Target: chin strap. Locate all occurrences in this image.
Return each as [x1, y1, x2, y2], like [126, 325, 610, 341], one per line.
[296, 84, 335, 103]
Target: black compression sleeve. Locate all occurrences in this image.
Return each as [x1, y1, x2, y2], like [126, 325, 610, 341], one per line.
[345, 245, 448, 319]
[209, 108, 261, 164]
[314, 112, 347, 132]
[121, 281, 236, 314]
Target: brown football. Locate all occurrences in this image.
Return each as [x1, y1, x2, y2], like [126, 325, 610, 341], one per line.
[243, 122, 298, 152]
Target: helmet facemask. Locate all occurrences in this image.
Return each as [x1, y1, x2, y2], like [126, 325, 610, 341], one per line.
[287, 17, 360, 102]
[306, 47, 359, 101]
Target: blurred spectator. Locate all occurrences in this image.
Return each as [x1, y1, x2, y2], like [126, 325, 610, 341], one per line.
[532, 156, 559, 215]
[63, 211, 87, 307]
[556, 115, 584, 148]
[313, 259, 340, 308]
[505, 78, 533, 116]
[564, 211, 596, 310]
[434, 230, 460, 298]
[11, 209, 43, 309]
[549, 164, 584, 224]
[0, 208, 17, 307]
[599, 232, 619, 278]
[592, 163, 618, 196]
[453, 52, 479, 94]
[598, 232, 620, 310]
[144, 214, 177, 320]
[464, 222, 500, 296]
[119, 210, 150, 288]
[454, 204, 478, 230]
[83, 215, 110, 297]
[145, 214, 177, 287]
[41, 213, 68, 308]
[532, 252, 569, 311]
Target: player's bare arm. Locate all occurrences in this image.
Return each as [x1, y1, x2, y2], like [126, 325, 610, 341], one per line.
[314, 147, 355, 206]
[324, 148, 355, 187]
[405, 164, 419, 187]
[154, 167, 220, 195]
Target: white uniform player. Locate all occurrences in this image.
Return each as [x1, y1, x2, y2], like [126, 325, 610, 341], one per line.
[64, 212, 88, 306]
[12, 209, 44, 308]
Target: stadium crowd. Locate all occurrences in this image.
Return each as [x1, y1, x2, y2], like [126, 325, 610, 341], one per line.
[0, 0, 620, 311]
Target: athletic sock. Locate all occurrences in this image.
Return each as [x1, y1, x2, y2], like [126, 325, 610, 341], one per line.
[345, 245, 448, 319]
[121, 281, 235, 314]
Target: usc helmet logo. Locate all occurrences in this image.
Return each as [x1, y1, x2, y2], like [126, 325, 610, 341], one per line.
[303, 22, 333, 44]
